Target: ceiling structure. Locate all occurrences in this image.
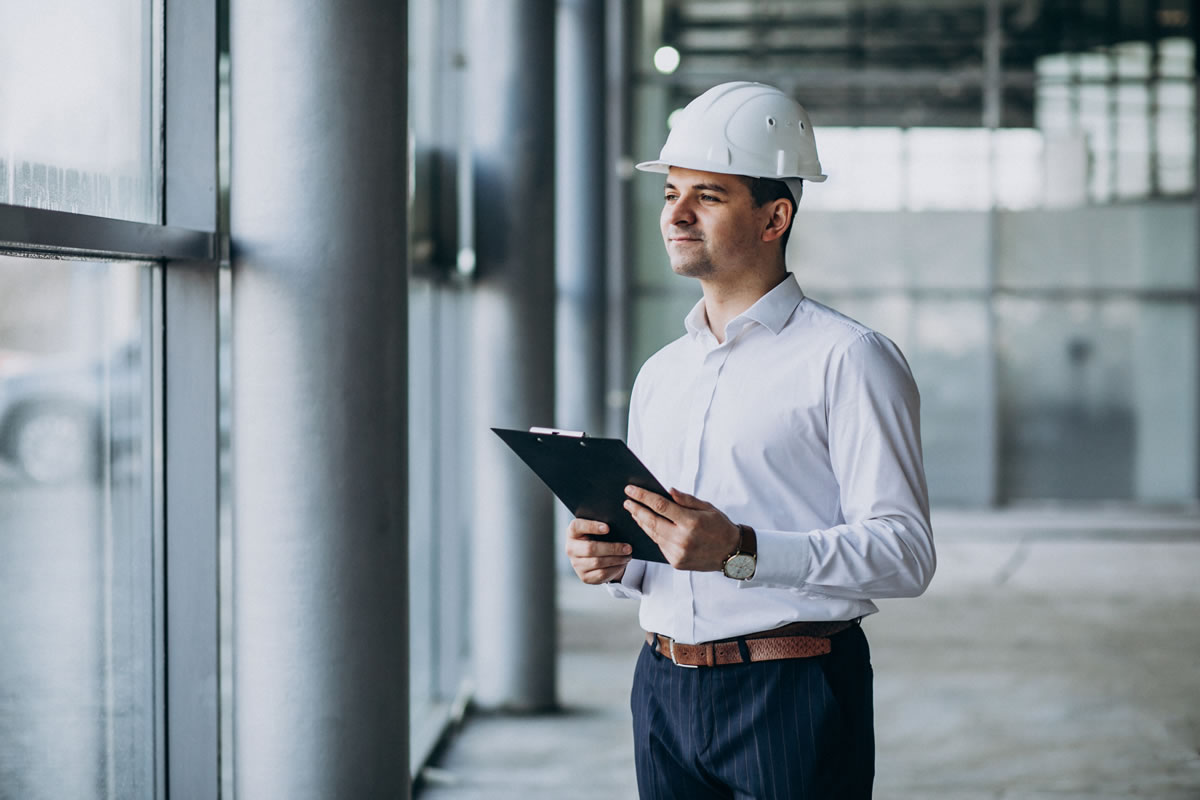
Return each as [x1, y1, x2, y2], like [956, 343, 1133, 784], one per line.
[647, 0, 1195, 127]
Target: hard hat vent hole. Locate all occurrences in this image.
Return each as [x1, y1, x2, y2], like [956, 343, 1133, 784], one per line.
[799, 121, 805, 130]
[766, 116, 775, 127]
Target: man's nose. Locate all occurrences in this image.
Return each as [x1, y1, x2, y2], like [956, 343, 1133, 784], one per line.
[669, 195, 696, 226]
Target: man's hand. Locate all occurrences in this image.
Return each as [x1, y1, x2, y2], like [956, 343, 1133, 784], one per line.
[566, 518, 633, 585]
[623, 486, 740, 572]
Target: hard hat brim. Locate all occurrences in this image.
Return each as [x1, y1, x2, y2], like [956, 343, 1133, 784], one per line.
[634, 158, 827, 183]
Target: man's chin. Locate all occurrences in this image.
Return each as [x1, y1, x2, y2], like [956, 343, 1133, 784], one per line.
[670, 259, 713, 278]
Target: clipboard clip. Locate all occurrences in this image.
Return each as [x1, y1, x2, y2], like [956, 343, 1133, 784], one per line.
[528, 426, 586, 438]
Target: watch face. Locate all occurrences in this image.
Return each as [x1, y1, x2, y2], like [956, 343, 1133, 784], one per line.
[723, 553, 756, 580]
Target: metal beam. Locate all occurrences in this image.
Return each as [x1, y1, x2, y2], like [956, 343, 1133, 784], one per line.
[638, 65, 1038, 89]
[162, 0, 221, 796]
[0, 204, 216, 262]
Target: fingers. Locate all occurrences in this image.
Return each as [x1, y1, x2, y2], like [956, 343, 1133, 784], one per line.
[567, 518, 611, 540]
[566, 520, 631, 556]
[577, 563, 628, 585]
[566, 517, 633, 585]
[668, 487, 715, 511]
[623, 495, 667, 542]
[623, 486, 737, 572]
[624, 485, 676, 520]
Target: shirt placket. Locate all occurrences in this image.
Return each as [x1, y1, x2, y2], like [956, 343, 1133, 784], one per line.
[674, 333, 734, 643]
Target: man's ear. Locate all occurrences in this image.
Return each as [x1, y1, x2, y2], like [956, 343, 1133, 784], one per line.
[761, 198, 793, 244]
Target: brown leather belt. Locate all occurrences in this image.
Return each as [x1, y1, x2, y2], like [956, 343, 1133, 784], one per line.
[647, 620, 856, 668]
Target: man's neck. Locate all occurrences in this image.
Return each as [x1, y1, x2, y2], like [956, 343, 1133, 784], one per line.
[699, 268, 788, 344]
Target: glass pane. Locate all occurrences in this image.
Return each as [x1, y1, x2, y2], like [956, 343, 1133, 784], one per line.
[801, 128, 904, 211]
[0, 255, 154, 797]
[1114, 84, 1151, 199]
[906, 128, 991, 211]
[408, 282, 436, 735]
[1156, 81, 1194, 195]
[997, 297, 1198, 503]
[407, 280, 472, 770]
[0, 0, 160, 223]
[992, 129, 1043, 211]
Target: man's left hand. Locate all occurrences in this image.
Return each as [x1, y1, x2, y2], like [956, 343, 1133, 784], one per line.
[623, 485, 741, 572]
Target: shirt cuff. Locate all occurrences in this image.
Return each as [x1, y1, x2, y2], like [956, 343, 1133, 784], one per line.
[742, 528, 813, 589]
[603, 558, 646, 599]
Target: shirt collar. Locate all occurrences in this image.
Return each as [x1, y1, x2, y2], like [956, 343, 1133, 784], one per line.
[684, 273, 806, 341]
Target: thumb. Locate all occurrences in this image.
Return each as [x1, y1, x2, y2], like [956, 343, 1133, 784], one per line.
[669, 487, 716, 511]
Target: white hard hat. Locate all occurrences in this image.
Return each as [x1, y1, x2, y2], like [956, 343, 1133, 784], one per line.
[635, 81, 827, 198]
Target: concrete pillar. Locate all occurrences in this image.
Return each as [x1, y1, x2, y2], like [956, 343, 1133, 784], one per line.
[230, 0, 409, 796]
[554, 0, 606, 567]
[983, 0, 1003, 506]
[556, 0, 606, 438]
[605, 0, 633, 437]
[1194, 16, 1200, 503]
[468, 0, 558, 710]
[1190, 17, 1200, 501]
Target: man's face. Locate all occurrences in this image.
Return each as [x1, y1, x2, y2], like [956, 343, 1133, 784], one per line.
[659, 167, 768, 281]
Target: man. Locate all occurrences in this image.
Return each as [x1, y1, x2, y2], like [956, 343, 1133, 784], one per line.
[566, 81, 936, 799]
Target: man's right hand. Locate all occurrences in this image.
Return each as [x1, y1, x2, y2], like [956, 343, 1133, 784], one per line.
[566, 518, 633, 584]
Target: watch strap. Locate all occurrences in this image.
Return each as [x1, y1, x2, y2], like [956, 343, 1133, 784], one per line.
[736, 524, 757, 557]
[722, 524, 757, 579]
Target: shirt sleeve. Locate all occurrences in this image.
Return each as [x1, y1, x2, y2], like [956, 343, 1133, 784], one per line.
[747, 332, 936, 599]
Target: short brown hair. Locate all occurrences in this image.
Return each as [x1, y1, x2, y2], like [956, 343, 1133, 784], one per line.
[742, 176, 797, 251]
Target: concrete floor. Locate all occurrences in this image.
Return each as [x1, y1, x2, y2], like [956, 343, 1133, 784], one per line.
[417, 509, 1200, 799]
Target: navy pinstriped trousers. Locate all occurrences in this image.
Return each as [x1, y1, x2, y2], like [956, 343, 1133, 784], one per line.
[631, 625, 874, 799]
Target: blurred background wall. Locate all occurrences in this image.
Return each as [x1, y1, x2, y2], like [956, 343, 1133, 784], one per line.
[623, 2, 1197, 509]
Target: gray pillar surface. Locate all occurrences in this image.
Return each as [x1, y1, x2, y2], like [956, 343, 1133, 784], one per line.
[556, 0, 606, 437]
[1195, 18, 1200, 503]
[230, 0, 409, 797]
[468, 0, 558, 710]
[1194, 15, 1200, 504]
[605, 0, 633, 438]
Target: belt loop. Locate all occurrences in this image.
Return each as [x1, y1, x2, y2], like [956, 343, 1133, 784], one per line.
[735, 638, 751, 664]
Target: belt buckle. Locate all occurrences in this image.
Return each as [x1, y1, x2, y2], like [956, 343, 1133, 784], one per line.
[669, 639, 698, 669]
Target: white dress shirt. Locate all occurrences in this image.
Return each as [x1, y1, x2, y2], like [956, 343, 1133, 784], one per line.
[607, 273, 935, 643]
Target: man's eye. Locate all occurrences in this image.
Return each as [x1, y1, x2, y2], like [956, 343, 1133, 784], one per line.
[664, 194, 677, 202]
[701, 194, 719, 202]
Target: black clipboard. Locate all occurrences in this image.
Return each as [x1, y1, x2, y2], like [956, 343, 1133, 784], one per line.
[492, 427, 669, 563]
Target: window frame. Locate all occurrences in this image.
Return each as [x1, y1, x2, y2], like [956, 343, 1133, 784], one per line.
[0, 0, 223, 794]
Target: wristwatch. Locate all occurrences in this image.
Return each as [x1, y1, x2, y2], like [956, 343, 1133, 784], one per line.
[721, 524, 757, 580]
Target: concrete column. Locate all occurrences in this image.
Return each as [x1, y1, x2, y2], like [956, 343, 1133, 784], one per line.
[468, 0, 558, 710]
[230, 0, 409, 796]
[554, 0, 606, 568]
[1194, 17, 1200, 503]
[983, 0, 1003, 506]
[605, 0, 633, 437]
[556, 0, 606, 437]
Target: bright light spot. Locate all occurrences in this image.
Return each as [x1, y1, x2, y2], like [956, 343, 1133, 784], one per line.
[666, 108, 685, 129]
[653, 45, 680, 74]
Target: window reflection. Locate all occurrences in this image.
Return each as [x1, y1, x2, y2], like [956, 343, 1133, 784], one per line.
[0, 255, 154, 798]
[0, 0, 160, 224]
